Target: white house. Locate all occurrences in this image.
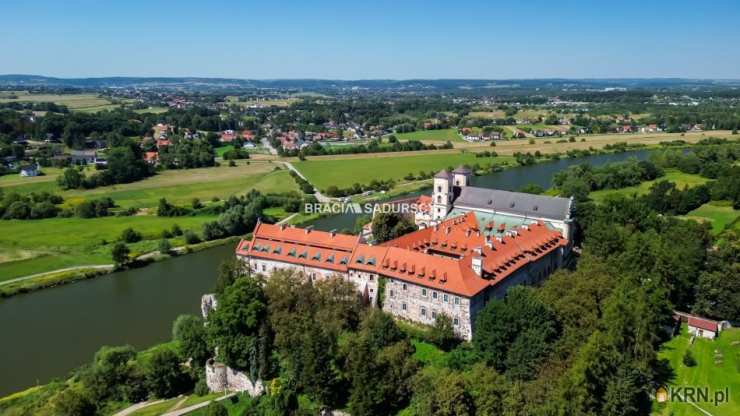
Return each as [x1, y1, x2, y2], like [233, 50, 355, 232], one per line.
[19, 164, 39, 177]
[688, 316, 720, 339]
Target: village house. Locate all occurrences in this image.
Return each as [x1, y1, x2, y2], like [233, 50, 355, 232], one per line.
[236, 167, 572, 340]
[220, 130, 236, 143]
[19, 164, 39, 177]
[512, 129, 528, 139]
[143, 151, 159, 165]
[673, 311, 730, 340]
[70, 149, 98, 165]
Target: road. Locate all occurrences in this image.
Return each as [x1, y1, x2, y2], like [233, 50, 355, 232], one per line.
[279, 161, 334, 203]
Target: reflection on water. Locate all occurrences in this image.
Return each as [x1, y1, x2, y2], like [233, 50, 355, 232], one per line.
[0, 244, 234, 396]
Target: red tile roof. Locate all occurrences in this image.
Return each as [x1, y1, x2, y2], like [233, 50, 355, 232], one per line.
[688, 316, 718, 332]
[236, 214, 567, 298]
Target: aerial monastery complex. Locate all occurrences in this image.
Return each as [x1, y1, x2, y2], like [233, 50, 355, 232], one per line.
[236, 167, 574, 339]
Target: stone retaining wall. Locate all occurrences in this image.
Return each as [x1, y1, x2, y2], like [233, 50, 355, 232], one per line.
[205, 359, 264, 396]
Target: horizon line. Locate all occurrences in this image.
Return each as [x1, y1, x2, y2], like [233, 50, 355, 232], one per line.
[2, 74, 740, 82]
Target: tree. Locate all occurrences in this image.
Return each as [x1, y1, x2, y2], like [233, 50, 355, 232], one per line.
[214, 257, 247, 294]
[158, 238, 172, 255]
[145, 348, 191, 398]
[53, 386, 97, 416]
[411, 368, 474, 416]
[346, 312, 418, 415]
[429, 314, 457, 351]
[173, 314, 210, 367]
[57, 167, 83, 189]
[204, 401, 228, 416]
[473, 286, 558, 380]
[112, 242, 130, 265]
[371, 212, 416, 243]
[120, 227, 141, 243]
[519, 183, 544, 195]
[682, 350, 697, 367]
[207, 277, 273, 380]
[80, 345, 138, 403]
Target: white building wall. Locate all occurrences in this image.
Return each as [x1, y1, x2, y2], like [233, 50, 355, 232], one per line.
[239, 255, 379, 306]
[688, 326, 716, 339]
[382, 278, 474, 340]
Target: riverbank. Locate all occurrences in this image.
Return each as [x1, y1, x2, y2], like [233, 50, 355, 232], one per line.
[0, 236, 240, 298]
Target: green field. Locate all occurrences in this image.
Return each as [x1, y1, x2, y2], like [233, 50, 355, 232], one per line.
[0, 162, 298, 278]
[589, 169, 709, 202]
[134, 106, 169, 114]
[293, 152, 514, 190]
[682, 201, 740, 234]
[394, 128, 462, 142]
[653, 325, 740, 416]
[1, 161, 297, 209]
[0, 91, 117, 112]
[0, 215, 217, 280]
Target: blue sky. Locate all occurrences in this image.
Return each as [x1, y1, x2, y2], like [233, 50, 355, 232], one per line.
[2, 0, 739, 79]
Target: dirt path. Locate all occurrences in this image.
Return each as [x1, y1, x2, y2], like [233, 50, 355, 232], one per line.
[111, 399, 165, 416]
[0, 264, 114, 286]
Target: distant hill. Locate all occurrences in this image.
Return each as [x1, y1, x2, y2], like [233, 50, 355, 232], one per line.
[1, 74, 738, 93]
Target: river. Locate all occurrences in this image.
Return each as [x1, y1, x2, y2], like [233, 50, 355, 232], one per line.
[0, 149, 650, 396]
[0, 244, 234, 396]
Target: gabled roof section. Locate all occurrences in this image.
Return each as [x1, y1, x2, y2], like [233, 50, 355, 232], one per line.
[250, 222, 359, 251]
[379, 246, 489, 297]
[455, 187, 572, 221]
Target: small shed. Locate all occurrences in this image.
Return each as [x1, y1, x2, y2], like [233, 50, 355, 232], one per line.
[688, 316, 719, 339]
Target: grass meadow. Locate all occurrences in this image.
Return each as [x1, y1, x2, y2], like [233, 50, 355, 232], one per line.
[1, 161, 297, 209]
[653, 325, 740, 416]
[0, 215, 217, 280]
[393, 128, 463, 142]
[0, 91, 116, 112]
[0, 161, 298, 278]
[682, 201, 740, 235]
[293, 152, 514, 190]
[589, 169, 709, 202]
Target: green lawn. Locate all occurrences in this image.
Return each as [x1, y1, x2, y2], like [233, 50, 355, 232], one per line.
[0, 215, 216, 280]
[1, 162, 297, 209]
[590, 169, 709, 202]
[215, 145, 235, 157]
[393, 128, 462, 142]
[653, 325, 740, 416]
[293, 152, 513, 190]
[412, 340, 448, 368]
[0, 91, 116, 112]
[134, 106, 169, 114]
[682, 201, 740, 235]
